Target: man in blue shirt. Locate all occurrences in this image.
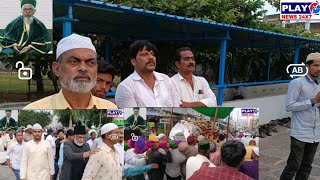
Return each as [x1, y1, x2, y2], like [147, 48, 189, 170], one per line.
[280, 52, 320, 180]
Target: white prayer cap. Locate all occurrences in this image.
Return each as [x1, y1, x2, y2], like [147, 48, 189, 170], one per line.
[100, 123, 118, 135]
[26, 125, 32, 129]
[56, 33, 96, 60]
[157, 133, 165, 139]
[306, 52, 320, 62]
[253, 147, 259, 156]
[32, 123, 42, 130]
[197, 135, 205, 142]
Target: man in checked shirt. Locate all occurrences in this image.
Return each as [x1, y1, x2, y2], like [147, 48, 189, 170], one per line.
[280, 52, 320, 180]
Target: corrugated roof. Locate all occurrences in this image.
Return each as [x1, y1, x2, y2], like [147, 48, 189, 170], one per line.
[54, 0, 320, 48]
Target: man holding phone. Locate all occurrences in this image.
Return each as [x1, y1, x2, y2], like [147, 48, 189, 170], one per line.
[280, 52, 320, 180]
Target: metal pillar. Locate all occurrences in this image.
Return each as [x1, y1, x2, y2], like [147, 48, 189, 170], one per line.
[217, 30, 229, 106]
[62, 4, 73, 37]
[230, 49, 235, 84]
[267, 53, 272, 81]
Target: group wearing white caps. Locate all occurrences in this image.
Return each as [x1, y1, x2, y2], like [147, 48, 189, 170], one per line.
[14, 122, 123, 180]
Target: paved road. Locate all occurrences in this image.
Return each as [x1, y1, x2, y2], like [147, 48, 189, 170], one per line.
[0, 152, 15, 180]
[260, 125, 320, 180]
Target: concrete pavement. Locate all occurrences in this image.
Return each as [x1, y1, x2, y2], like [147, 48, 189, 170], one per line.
[0, 152, 15, 180]
[260, 125, 320, 180]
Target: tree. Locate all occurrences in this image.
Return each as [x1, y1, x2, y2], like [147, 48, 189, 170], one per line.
[52, 0, 320, 88]
[53, 110, 113, 128]
[18, 110, 51, 127]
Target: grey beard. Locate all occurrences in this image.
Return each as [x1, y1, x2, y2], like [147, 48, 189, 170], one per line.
[74, 140, 84, 146]
[24, 17, 34, 25]
[60, 73, 96, 94]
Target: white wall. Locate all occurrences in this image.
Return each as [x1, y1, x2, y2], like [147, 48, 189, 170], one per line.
[223, 94, 291, 125]
[0, 0, 52, 29]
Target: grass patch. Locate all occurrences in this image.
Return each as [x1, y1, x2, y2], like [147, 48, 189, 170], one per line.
[0, 72, 57, 94]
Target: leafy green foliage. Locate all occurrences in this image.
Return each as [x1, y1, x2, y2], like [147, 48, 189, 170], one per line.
[18, 110, 51, 127]
[52, 110, 112, 128]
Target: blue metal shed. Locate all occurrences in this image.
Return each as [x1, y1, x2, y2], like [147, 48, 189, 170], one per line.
[54, 0, 320, 105]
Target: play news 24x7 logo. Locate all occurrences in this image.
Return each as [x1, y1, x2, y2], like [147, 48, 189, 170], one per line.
[241, 108, 259, 116]
[286, 63, 308, 78]
[280, 0, 320, 20]
[107, 109, 124, 117]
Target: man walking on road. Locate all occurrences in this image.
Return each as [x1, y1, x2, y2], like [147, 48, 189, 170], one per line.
[6, 130, 25, 180]
[280, 52, 320, 180]
[20, 123, 54, 180]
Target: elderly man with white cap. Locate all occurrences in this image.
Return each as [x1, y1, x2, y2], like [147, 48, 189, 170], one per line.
[23, 125, 33, 142]
[20, 123, 54, 180]
[280, 52, 320, 180]
[82, 123, 122, 180]
[23, 34, 117, 109]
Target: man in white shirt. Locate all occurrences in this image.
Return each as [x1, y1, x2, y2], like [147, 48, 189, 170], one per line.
[46, 129, 56, 159]
[86, 131, 96, 149]
[115, 40, 180, 108]
[186, 138, 215, 179]
[82, 123, 122, 180]
[7, 130, 25, 180]
[171, 47, 217, 107]
[114, 126, 124, 168]
[20, 123, 55, 180]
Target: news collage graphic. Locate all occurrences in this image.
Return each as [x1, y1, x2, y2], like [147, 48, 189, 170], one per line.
[0, 108, 259, 180]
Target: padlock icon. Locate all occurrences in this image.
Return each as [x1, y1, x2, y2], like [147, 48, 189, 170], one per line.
[131, 133, 138, 141]
[16, 61, 32, 80]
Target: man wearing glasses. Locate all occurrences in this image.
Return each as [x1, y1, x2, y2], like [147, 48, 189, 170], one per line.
[91, 63, 118, 98]
[0, 0, 52, 54]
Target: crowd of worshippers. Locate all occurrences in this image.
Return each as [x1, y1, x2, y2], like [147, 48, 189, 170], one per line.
[3, 123, 124, 180]
[123, 131, 259, 180]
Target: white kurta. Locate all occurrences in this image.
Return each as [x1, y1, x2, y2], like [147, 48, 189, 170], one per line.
[87, 139, 94, 149]
[124, 148, 146, 167]
[186, 154, 215, 179]
[114, 142, 124, 168]
[0, 137, 4, 152]
[20, 139, 55, 180]
[81, 142, 122, 180]
[46, 135, 56, 159]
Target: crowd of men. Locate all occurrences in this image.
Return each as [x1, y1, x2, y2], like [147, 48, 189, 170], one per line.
[2, 122, 124, 180]
[21, 32, 217, 109]
[123, 128, 259, 180]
